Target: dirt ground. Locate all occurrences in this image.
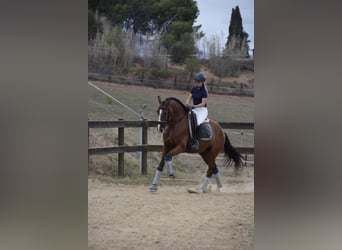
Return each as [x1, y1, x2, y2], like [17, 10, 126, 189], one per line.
[88, 178, 254, 250]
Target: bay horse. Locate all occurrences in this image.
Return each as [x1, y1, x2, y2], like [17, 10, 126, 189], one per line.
[150, 96, 243, 193]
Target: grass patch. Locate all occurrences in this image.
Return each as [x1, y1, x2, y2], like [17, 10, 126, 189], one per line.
[106, 96, 113, 104]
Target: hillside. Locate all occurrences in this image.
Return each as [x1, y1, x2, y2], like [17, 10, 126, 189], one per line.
[145, 61, 254, 86]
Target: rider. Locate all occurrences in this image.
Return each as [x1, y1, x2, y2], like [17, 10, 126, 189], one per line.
[185, 72, 208, 149]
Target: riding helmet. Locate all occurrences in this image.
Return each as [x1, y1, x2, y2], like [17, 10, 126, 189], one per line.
[193, 72, 206, 82]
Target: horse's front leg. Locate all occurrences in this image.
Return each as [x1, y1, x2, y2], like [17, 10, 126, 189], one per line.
[165, 152, 175, 178]
[164, 144, 187, 178]
[149, 144, 186, 192]
[150, 146, 170, 192]
[157, 147, 175, 177]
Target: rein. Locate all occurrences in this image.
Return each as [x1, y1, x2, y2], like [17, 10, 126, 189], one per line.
[163, 113, 187, 126]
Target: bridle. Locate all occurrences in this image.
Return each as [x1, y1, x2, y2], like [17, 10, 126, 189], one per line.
[157, 107, 171, 132]
[157, 103, 187, 132]
[159, 107, 171, 124]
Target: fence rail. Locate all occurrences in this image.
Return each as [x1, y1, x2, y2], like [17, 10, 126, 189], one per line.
[88, 120, 254, 176]
[88, 120, 254, 129]
[88, 72, 254, 97]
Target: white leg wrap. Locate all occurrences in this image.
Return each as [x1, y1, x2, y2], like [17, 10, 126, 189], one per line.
[214, 173, 223, 188]
[166, 160, 174, 176]
[152, 169, 162, 186]
[201, 177, 211, 192]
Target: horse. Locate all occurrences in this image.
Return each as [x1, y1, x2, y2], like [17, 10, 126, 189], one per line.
[149, 96, 243, 193]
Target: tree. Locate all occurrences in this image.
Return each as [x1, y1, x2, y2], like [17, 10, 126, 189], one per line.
[185, 57, 201, 84]
[165, 23, 196, 63]
[88, 9, 102, 40]
[88, 0, 202, 64]
[88, 0, 114, 20]
[111, 0, 155, 34]
[224, 6, 250, 58]
[153, 0, 201, 63]
[88, 18, 137, 74]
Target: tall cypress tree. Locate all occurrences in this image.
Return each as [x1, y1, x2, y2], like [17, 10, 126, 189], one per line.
[224, 6, 249, 58]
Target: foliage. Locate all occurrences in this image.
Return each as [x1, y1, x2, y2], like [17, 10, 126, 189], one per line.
[209, 56, 235, 78]
[185, 57, 201, 82]
[111, 0, 156, 34]
[157, 0, 201, 63]
[185, 57, 201, 74]
[224, 6, 250, 58]
[169, 33, 196, 63]
[88, 0, 202, 64]
[198, 34, 243, 78]
[88, 20, 136, 74]
[106, 96, 113, 105]
[141, 34, 168, 70]
[149, 68, 173, 80]
[88, 10, 102, 40]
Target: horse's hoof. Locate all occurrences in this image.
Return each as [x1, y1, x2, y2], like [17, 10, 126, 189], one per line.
[149, 184, 158, 192]
[188, 188, 202, 194]
[200, 185, 212, 193]
[169, 174, 175, 179]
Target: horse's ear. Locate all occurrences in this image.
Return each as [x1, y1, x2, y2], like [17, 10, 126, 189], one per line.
[157, 96, 162, 104]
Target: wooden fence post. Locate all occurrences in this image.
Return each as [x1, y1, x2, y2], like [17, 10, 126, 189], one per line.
[140, 121, 148, 175]
[88, 126, 90, 171]
[118, 119, 124, 176]
[141, 71, 144, 85]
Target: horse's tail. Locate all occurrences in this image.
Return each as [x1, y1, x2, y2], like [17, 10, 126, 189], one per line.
[224, 132, 243, 168]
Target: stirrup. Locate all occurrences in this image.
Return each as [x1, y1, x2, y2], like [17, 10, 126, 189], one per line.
[189, 140, 199, 149]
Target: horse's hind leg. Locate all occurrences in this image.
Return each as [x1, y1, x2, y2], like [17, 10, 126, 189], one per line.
[200, 150, 222, 192]
[213, 164, 223, 189]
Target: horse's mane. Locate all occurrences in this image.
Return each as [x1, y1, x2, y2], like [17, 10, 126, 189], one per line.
[165, 97, 188, 113]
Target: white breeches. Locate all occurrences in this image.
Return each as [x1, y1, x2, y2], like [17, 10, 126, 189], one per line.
[192, 107, 208, 125]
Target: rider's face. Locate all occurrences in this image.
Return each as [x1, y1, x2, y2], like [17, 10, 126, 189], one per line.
[195, 80, 203, 88]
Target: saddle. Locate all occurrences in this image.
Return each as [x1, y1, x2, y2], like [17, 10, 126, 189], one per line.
[188, 111, 213, 141]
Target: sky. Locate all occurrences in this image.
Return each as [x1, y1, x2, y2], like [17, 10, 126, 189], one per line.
[195, 0, 254, 53]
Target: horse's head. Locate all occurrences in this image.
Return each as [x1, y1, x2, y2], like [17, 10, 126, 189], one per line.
[156, 96, 187, 133]
[157, 96, 171, 133]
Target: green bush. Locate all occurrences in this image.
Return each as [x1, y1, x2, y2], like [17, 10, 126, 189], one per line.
[149, 69, 172, 80]
[185, 58, 201, 74]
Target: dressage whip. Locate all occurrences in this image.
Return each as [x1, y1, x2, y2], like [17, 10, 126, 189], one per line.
[88, 81, 141, 118]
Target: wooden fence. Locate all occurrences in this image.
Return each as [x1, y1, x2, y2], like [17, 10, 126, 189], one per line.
[88, 120, 254, 176]
[88, 72, 254, 97]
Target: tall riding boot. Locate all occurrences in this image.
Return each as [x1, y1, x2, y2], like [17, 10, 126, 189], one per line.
[190, 111, 199, 149]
